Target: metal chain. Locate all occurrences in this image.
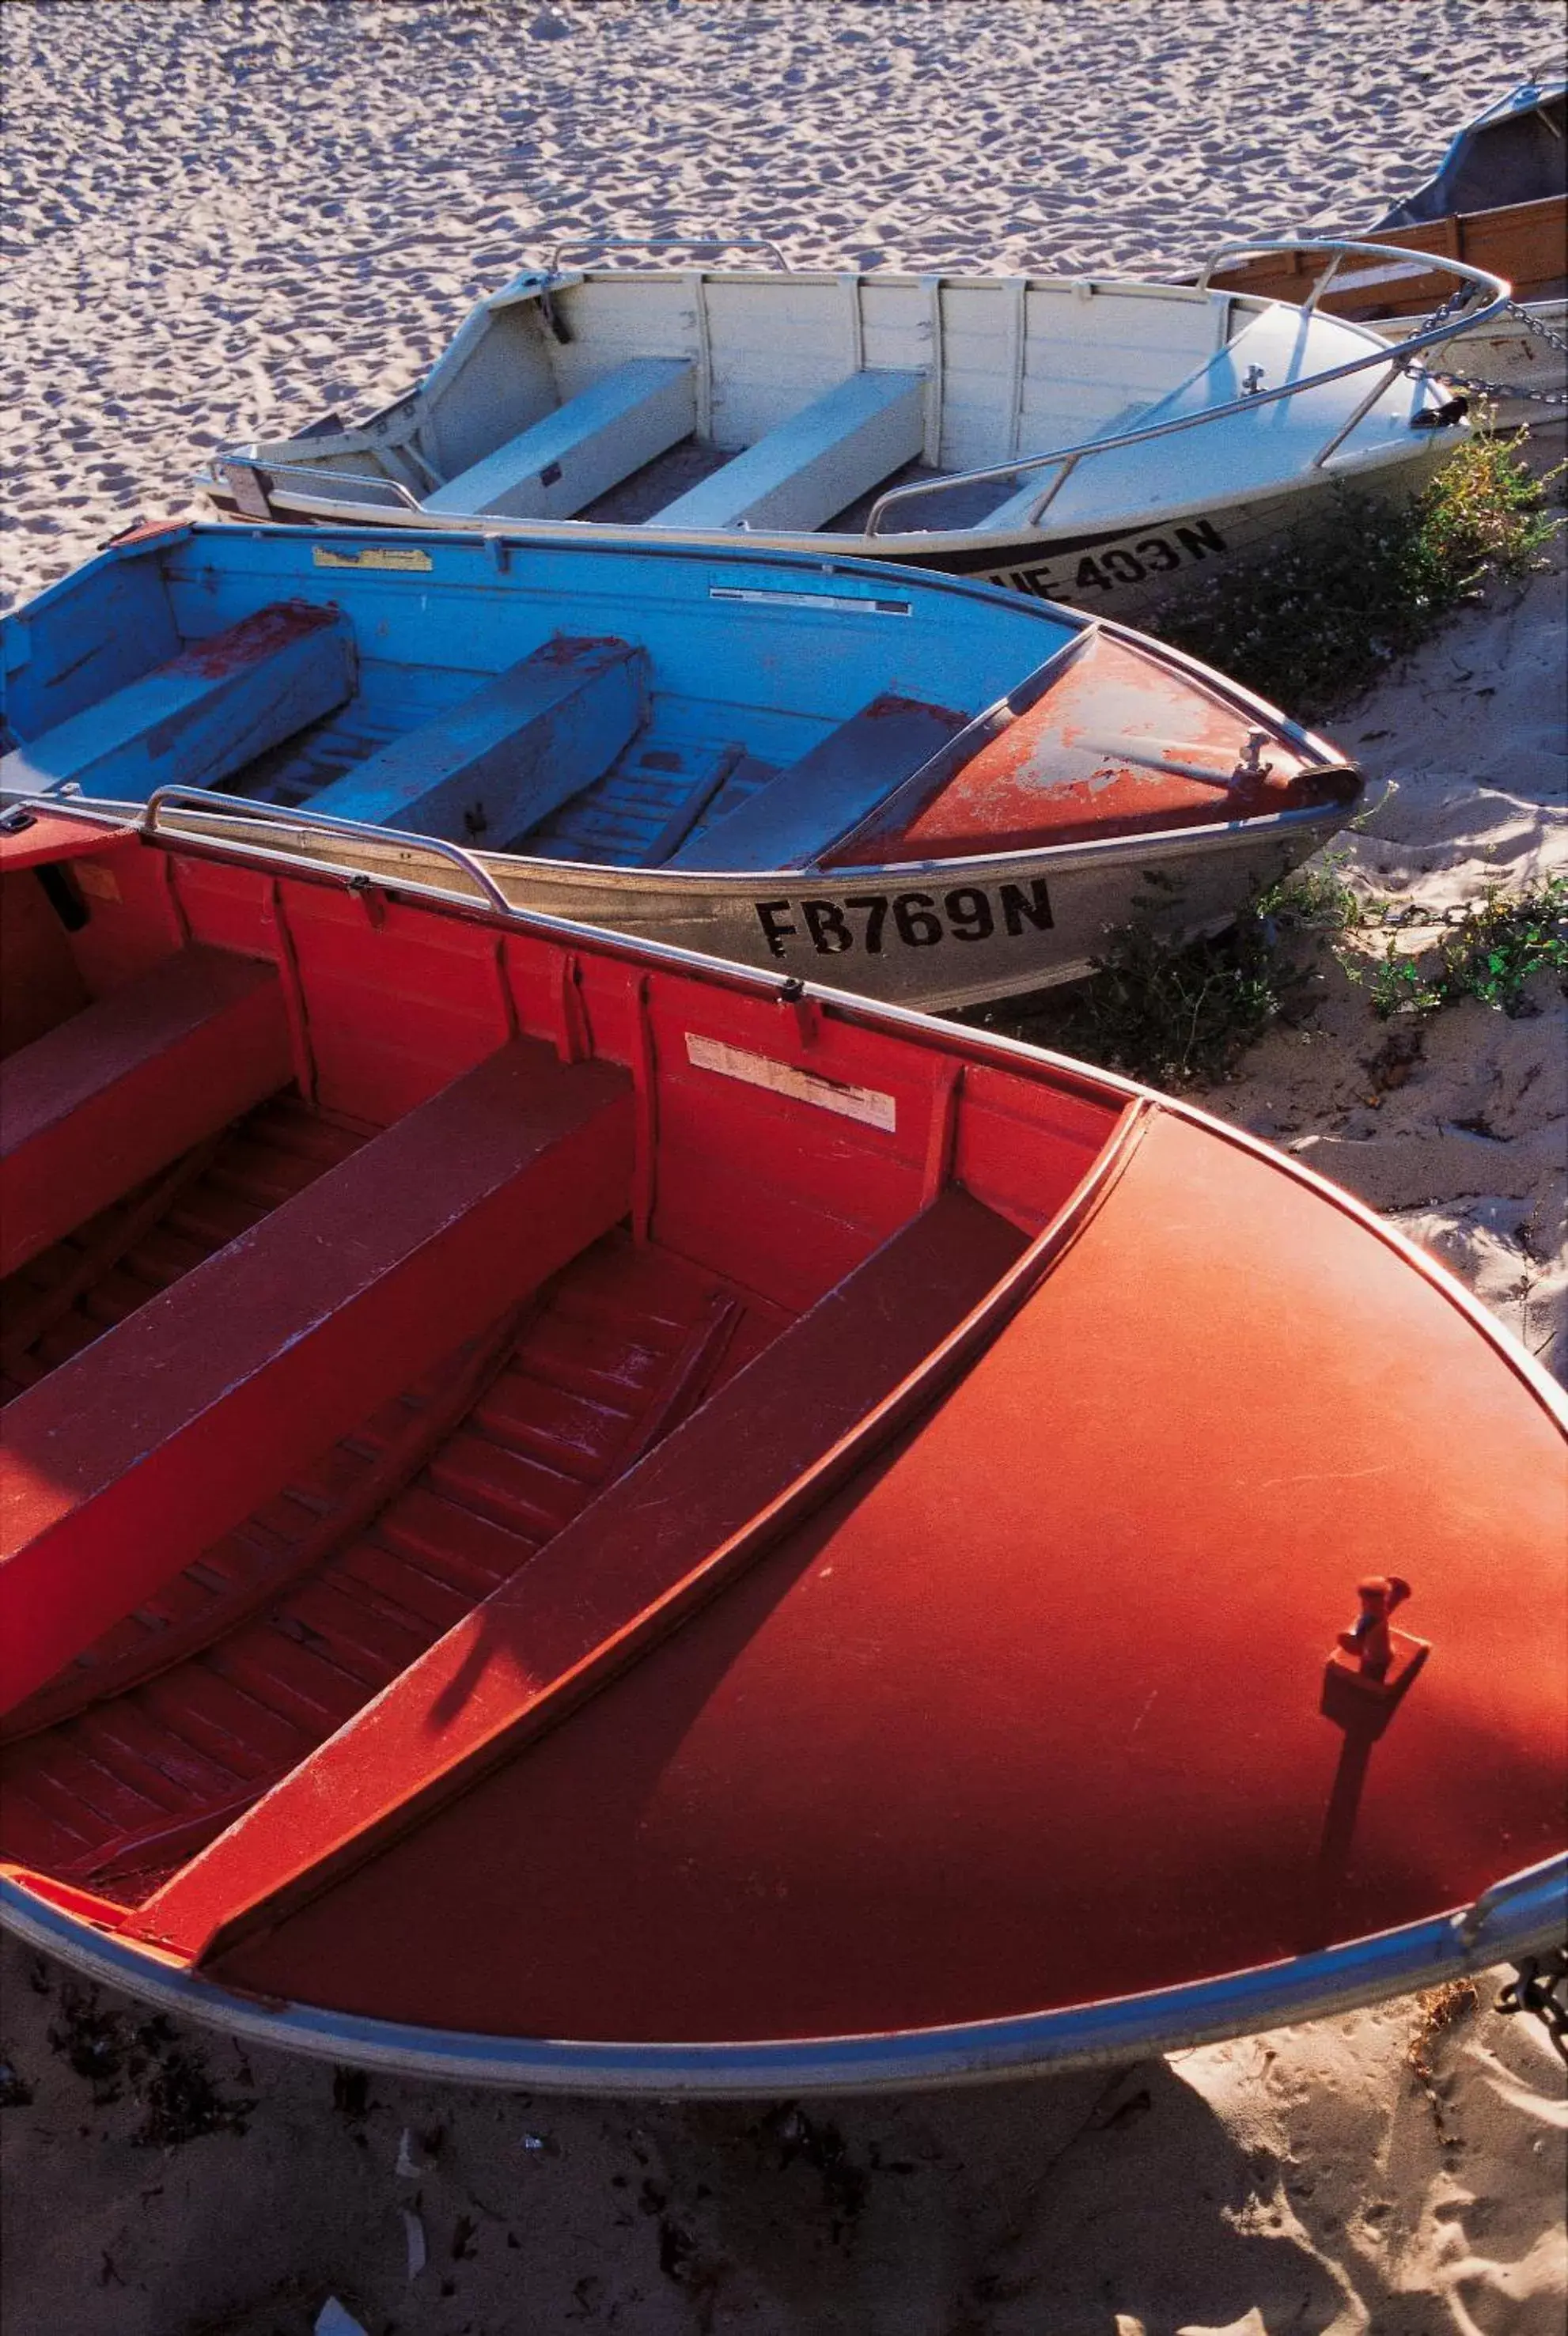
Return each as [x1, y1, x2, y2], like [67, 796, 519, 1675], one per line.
[1503, 297, 1568, 358]
[1424, 294, 1568, 408]
[1438, 369, 1568, 409]
[1496, 1949, 1568, 2046]
[1418, 278, 1488, 339]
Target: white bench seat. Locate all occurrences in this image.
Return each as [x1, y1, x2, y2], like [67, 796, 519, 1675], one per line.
[652, 371, 927, 535]
[422, 359, 697, 521]
[308, 637, 649, 846]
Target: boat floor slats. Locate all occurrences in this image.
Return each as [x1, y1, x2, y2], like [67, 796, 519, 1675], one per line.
[666, 694, 971, 872]
[0, 603, 356, 804]
[651, 370, 926, 535]
[142, 1670, 313, 1776]
[465, 1372, 634, 1478]
[336, 1542, 473, 1635]
[374, 1486, 537, 1585]
[307, 637, 650, 848]
[525, 739, 744, 869]
[0, 1234, 759, 1895]
[422, 358, 697, 522]
[422, 1430, 578, 1542]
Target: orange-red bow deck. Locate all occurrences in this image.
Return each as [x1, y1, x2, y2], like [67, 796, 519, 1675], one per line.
[1, 803, 1562, 2092]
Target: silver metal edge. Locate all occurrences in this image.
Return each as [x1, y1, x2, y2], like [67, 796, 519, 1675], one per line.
[2, 1857, 1561, 2096]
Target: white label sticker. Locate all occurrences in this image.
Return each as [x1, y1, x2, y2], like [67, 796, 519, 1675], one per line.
[684, 1034, 896, 1131]
[708, 586, 911, 615]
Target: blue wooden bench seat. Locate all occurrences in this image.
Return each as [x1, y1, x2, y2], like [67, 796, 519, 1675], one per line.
[422, 359, 697, 522]
[667, 694, 969, 872]
[308, 637, 650, 846]
[651, 371, 927, 535]
[0, 604, 356, 804]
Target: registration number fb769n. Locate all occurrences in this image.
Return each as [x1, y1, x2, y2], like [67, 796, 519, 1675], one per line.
[754, 880, 1053, 958]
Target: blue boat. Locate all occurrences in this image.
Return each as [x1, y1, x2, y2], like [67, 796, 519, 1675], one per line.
[1, 521, 1360, 1010]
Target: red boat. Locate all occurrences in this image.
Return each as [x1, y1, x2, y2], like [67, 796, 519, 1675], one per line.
[1, 797, 1562, 2092]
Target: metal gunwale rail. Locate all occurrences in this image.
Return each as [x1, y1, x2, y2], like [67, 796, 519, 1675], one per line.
[2, 1856, 1562, 2096]
[211, 459, 425, 512]
[82, 778, 1352, 893]
[139, 786, 513, 913]
[864, 239, 1510, 537]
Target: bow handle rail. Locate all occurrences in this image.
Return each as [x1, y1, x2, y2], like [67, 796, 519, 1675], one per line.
[865, 239, 1509, 540]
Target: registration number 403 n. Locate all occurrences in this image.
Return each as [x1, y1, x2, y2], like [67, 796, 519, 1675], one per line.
[755, 880, 1053, 958]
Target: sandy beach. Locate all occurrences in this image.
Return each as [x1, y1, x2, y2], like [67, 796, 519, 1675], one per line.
[2, 3, 1564, 2331]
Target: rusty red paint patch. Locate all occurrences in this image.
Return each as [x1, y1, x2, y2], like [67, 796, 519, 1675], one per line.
[170, 602, 341, 681]
[533, 634, 631, 668]
[831, 635, 1348, 862]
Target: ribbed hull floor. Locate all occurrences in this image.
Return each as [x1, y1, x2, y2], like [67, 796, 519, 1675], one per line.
[0, 1235, 769, 1903]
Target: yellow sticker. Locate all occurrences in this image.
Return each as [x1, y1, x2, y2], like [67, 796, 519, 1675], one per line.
[312, 544, 434, 572]
[74, 861, 121, 903]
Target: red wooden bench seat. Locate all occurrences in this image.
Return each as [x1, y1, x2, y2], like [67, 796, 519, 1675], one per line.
[132, 1188, 1027, 1962]
[0, 1038, 635, 1712]
[0, 946, 294, 1278]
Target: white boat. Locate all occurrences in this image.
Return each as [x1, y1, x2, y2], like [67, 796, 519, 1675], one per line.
[195, 239, 1508, 616]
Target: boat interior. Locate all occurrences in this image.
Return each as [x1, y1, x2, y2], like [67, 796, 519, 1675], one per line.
[220, 268, 1432, 536]
[1377, 79, 1566, 227]
[0, 811, 1125, 1942]
[0, 528, 1339, 873]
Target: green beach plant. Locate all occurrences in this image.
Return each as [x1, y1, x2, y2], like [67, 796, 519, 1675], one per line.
[970, 876, 1317, 1089]
[968, 871, 1567, 1088]
[1349, 875, 1568, 1020]
[1143, 430, 1560, 719]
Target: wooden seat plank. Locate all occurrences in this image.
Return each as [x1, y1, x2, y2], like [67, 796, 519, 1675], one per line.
[0, 948, 294, 1279]
[666, 694, 969, 871]
[0, 1040, 635, 1712]
[131, 1191, 1027, 1962]
[422, 360, 696, 521]
[651, 370, 926, 534]
[307, 637, 649, 847]
[0, 604, 356, 803]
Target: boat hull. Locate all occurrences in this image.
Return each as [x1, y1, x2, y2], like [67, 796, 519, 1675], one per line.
[191, 803, 1343, 1011]
[2, 524, 1360, 1008]
[1, 806, 1562, 2093]
[201, 440, 1455, 621]
[195, 255, 1471, 616]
